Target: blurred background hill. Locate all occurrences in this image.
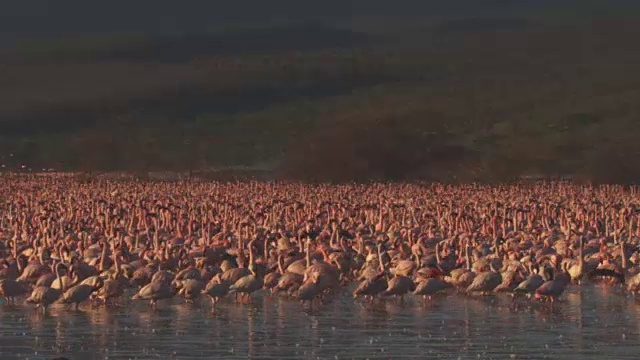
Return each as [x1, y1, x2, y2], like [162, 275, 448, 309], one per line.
[2, 0, 640, 182]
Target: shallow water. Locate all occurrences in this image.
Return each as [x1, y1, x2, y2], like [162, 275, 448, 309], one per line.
[1, 284, 639, 360]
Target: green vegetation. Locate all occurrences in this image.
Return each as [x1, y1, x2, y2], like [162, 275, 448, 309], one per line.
[2, 5, 640, 182]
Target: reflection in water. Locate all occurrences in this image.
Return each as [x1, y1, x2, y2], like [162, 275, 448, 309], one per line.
[3, 286, 640, 359]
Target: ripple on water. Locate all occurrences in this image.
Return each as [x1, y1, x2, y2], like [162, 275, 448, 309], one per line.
[3, 286, 640, 359]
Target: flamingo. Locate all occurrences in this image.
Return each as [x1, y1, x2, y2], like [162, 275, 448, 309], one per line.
[0, 279, 31, 305]
[59, 277, 103, 310]
[512, 265, 545, 300]
[176, 279, 205, 303]
[381, 274, 416, 302]
[131, 279, 176, 308]
[295, 272, 323, 310]
[263, 254, 284, 294]
[466, 262, 502, 295]
[413, 277, 447, 301]
[229, 239, 264, 303]
[535, 265, 571, 303]
[354, 243, 388, 301]
[26, 263, 67, 313]
[567, 235, 585, 283]
[202, 274, 230, 310]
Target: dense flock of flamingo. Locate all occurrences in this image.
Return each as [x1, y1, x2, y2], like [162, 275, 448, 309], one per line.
[1, 175, 639, 314]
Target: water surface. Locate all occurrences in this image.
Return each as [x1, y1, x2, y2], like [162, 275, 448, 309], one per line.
[1, 284, 638, 359]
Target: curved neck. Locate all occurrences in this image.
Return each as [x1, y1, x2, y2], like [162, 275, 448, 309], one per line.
[99, 245, 107, 272]
[465, 242, 471, 271]
[305, 239, 311, 268]
[377, 244, 385, 272]
[55, 264, 64, 291]
[114, 251, 120, 275]
[277, 255, 284, 274]
[578, 236, 584, 271]
[248, 241, 255, 269]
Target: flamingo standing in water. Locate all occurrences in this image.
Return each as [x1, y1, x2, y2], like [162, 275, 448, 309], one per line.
[381, 275, 416, 302]
[512, 265, 545, 301]
[466, 262, 502, 296]
[26, 263, 67, 314]
[59, 276, 103, 310]
[131, 277, 176, 309]
[413, 277, 447, 301]
[353, 243, 388, 301]
[0, 279, 31, 305]
[295, 271, 323, 310]
[229, 239, 264, 303]
[535, 265, 571, 303]
[202, 274, 231, 310]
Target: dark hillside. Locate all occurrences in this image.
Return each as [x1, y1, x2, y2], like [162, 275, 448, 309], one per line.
[1, 1, 640, 182]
